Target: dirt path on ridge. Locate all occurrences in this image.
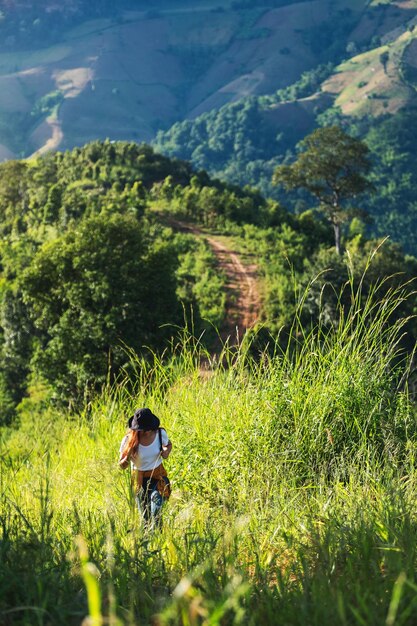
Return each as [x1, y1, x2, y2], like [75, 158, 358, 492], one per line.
[205, 234, 260, 344]
[166, 218, 261, 347]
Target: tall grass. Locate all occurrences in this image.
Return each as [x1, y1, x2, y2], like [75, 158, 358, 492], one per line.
[1, 275, 417, 625]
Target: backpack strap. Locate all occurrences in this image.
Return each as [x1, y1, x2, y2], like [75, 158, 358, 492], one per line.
[158, 427, 163, 452]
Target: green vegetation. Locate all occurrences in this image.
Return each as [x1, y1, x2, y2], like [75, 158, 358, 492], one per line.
[0, 131, 417, 626]
[154, 97, 286, 195]
[0, 141, 232, 419]
[2, 3, 417, 623]
[273, 126, 373, 255]
[2, 277, 417, 624]
[155, 94, 417, 256]
[31, 89, 64, 118]
[261, 63, 335, 104]
[361, 110, 417, 254]
[1, 139, 416, 424]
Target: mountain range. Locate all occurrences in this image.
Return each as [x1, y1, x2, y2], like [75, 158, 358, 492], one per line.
[0, 0, 415, 159]
[1, 0, 417, 252]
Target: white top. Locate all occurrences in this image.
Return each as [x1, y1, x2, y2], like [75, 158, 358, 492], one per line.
[120, 429, 169, 471]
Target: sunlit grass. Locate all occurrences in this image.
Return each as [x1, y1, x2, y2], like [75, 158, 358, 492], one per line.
[2, 274, 417, 625]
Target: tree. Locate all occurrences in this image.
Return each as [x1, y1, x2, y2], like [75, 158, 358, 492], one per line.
[0, 287, 34, 424]
[0, 160, 30, 235]
[20, 213, 181, 405]
[273, 126, 373, 255]
[380, 50, 389, 74]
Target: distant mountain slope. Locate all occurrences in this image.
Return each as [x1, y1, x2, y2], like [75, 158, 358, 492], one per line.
[322, 28, 417, 116]
[0, 0, 395, 160]
[154, 6, 417, 254]
[155, 2, 417, 173]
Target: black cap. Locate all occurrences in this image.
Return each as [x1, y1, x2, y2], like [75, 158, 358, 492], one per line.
[128, 408, 160, 431]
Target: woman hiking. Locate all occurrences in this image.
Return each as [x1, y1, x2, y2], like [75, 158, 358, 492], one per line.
[119, 407, 172, 529]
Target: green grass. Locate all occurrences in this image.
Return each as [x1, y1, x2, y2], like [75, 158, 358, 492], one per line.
[2, 275, 417, 625]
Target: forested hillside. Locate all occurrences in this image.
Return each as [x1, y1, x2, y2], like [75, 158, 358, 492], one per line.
[154, 3, 417, 254]
[1, 0, 417, 254]
[1, 140, 416, 425]
[0, 140, 277, 420]
[156, 102, 417, 254]
[0, 141, 225, 420]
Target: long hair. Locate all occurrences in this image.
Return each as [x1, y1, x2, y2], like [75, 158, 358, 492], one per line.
[120, 430, 140, 461]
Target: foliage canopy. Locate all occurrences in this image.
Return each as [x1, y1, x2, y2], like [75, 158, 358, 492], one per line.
[0, 139, 415, 423]
[273, 126, 374, 254]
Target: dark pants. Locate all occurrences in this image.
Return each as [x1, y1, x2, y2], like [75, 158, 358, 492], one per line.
[136, 477, 166, 529]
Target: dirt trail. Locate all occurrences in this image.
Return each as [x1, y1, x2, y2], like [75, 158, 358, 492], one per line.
[31, 114, 64, 156]
[167, 218, 261, 347]
[205, 234, 260, 344]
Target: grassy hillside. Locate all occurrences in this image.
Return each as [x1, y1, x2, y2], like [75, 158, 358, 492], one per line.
[2, 284, 417, 625]
[322, 28, 417, 116]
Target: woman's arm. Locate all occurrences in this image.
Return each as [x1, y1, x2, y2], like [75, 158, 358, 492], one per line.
[161, 440, 172, 459]
[118, 455, 130, 469]
[118, 434, 130, 469]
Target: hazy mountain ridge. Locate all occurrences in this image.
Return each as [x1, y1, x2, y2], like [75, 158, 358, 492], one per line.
[1, 0, 412, 161]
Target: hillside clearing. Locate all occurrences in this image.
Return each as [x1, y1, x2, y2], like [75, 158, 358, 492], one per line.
[322, 29, 417, 115]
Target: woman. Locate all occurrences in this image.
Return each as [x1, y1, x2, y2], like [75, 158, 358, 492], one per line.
[119, 407, 172, 528]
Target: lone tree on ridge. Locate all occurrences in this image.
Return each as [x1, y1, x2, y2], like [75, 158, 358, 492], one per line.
[273, 126, 373, 255]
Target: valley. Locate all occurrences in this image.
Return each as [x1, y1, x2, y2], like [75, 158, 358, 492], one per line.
[2, 0, 413, 160]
